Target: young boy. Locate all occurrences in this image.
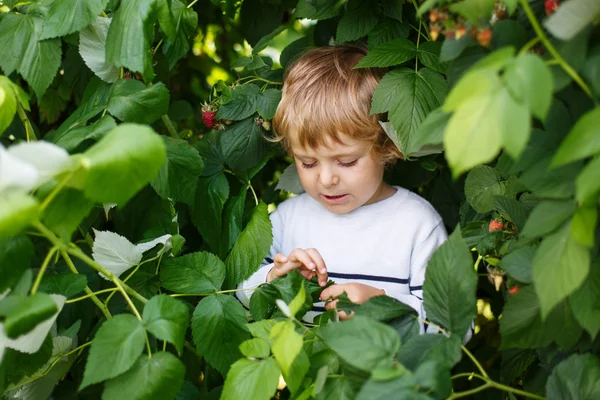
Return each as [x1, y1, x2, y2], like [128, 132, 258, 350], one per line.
[236, 45, 447, 328]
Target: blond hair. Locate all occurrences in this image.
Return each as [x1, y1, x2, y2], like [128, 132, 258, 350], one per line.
[272, 45, 402, 164]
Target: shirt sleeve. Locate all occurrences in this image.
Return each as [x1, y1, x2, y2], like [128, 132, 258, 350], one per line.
[235, 207, 284, 309]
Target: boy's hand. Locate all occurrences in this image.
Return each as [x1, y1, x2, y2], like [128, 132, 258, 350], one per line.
[320, 283, 385, 320]
[266, 248, 328, 287]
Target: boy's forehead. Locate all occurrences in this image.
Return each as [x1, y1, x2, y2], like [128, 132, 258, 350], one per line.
[290, 133, 368, 157]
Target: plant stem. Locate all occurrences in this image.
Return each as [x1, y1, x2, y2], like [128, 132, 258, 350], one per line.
[461, 344, 489, 378]
[60, 249, 113, 319]
[412, 0, 431, 40]
[17, 103, 37, 142]
[249, 182, 259, 206]
[451, 372, 486, 381]
[66, 288, 119, 304]
[145, 333, 153, 358]
[415, 21, 422, 72]
[153, 39, 164, 56]
[187, 0, 199, 8]
[40, 168, 77, 212]
[518, 0, 592, 98]
[104, 253, 161, 306]
[161, 115, 179, 138]
[449, 382, 492, 399]
[519, 37, 541, 55]
[169, 286, 262, 297]
[30, 246, 59, 295]
[409, 23, 430, 42]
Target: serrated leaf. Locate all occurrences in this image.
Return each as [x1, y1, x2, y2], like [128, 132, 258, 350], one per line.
[163, 0, 198, 70]
[224, 203, 273, 288]
[105, 0, 155, 74]
[249, 283, 280, 320]
[546, 354, 600, 400]
[81, 123, 167, 205]
[156, 0, 176, 41]
[190, 172, 229, 250]
[417, 41, 449, 74]
[533, 221, 590, 318]
[253, 26, 287, 54]
[107, 79, 170, 124]
[270, 320, 303, 375]
[492, 196, 528, 230]
[293, 0, 340, 20]
[102, 352, 185, 400]
[544, 0, 600, 41]
[402, 108, 449, 157]
[142, 294, 190, 354]
[354, 38, 416, 68]
[0, 235, 34, 293]
[38, 273, 87, 298]
[254, 89, 281, 120]
[53, 115, 117, 152]
[382, 0, 404, 21]
[552, 107, 600, 167]
[221, 358, 280, 400]
[92, 229, 143, 279]
[150, 137, 204, 205]
[79, 16, 120, 83]
[239, 338, 270, 359]
[80, 314, 146, 389]
[0, 13, 62, 98]
[191, 294, 251, 374]
[464, 166, 506, 213]
[367, 18, 410, 49]
[423, 227, 476, 338]
[41, 0, 109, 39]
[319, 316, 400, 371]
[160, 251, 226, 294]
[371, 68, 447, 156]
[336, 0, 379, 43]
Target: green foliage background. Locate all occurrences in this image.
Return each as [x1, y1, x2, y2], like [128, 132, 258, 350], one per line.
[0, 0, 599, 399]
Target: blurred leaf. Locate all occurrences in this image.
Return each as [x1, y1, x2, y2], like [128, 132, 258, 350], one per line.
[552, 108, 600, 167]
[499, 247, 535, 284]
[3, 293, 58, 338]
[570, 260, 600, 339]
[0, 77, 18, 136]
[239, 338, 270, 359]
[0, 235, 34, 293]
[576, 156, 600, 204]
[221, 358, 280, 400]
[0, 192, 40, 242]
[544, 0, 600, 41]
[545, 354, 600, 400]
[270, 320, 303, 375]
[521, 199, 576, 238]
[42, 188, 95, 242]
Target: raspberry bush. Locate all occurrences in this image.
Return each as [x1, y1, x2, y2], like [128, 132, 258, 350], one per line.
[0, 0, 599, 399]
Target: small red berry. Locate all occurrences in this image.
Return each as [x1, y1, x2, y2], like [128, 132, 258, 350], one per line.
[202, 110, 217, 129]
[489, 219, 504, 232]
[545, 0, 559, 16]
[509, 285, 520, 295]
[123, 73, 132, 79]
[456, 25, 467, 40]
[429, 8, 439, 22]
[477, 28, 493, 47]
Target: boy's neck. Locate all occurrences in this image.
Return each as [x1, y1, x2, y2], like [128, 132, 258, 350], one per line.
[364, 182, 396, 206]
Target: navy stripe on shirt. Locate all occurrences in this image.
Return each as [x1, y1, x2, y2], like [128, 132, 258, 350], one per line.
[327, 272, 409, 284]
[410, 285, 423, 291]
[264, 257, 274, 264]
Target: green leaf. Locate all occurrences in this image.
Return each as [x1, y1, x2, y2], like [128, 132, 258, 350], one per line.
[0, 13, 62, 98]
[191, 294, 251, 374]
[414, 360, 452, 398]
[38, 273, 87, 298]
[105, 0, 155, 74]
[0, 235, 34, 293]
[221, 358, 280, 400]
[570, 260, 600, 339]
[552, 107, 600, 167]
[404, 108, 449, 157]
[1, 334, 53, 387]
[3, 293, 58, 338]
[533, 221, 591, 318]
[79, 16, 120, 83]
[155, 0, 176, 41]
[142, 294, 190, 354]
[503, 53, 553, 121]
[519, 157, 582, 199]
[221, 118, 270, 172]
[92, 229, 143, 279]
[443, 70, 502, 112]
[382, 0, 404, 21]
[218, 189, 247, 258]
[288, 283, 307, 317]
[357, 374, 426, 400]
[80, 314, 146, 389]
[239, 338, 271, 359]
[570, 206, 597, 246]
[41, 0, 108, 39]
[280, 37, 311, 69]
[294, 0, 340, 20]
[81, 123, 167, 205]
[150, 137, 203, 206]
[336, 0, 379, 43]
[107, 80, 170, 124]
[417, 42, 449, 74]
[319, 316, 400, 371]
[53, 115, 117, 152]
[371, 68, 447, 156]
[499, 247, 534, 284]
[252, 26, 287, 55]
[270, 320, 303, 375]
[0, 76, 18, 136]
[423, 227, 476, 338]
[367, 18, 410, 49]
[576, 156, 600, 204]
[249, 283, 280, 320]
[521, 200, 576, 238]
[492, 196, 528, 231]
[42, 188, 95, 242]
[397, 334, 462, 370]
[450, 0, 495, 23]
[160, 251, 226, 294]
[544, 0, 600, 41]
[0, 192, 40, 242]
[190, 172, 229, 250]
[254, 89, 281, 120]
[103, 352, 185, 400]
[354, 38, 416, 68]
[501, 349, 538, 384]
[246, 319, 277, 340]
[224, 203, 273, 288]
[163, 0, 198, 70]
[464, 166, 506, 213]
[546, 354, 600, 400]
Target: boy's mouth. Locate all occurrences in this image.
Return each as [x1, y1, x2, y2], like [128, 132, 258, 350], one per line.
[321, 194, 349, 204]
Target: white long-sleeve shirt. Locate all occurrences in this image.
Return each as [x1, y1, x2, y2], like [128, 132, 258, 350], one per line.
[236, 186, 448, 332]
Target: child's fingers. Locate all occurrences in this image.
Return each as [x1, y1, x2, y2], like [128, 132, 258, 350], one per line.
[304, 248, 327, 286]
[273, 253, 288, 265]
[288, 248, 318, 272]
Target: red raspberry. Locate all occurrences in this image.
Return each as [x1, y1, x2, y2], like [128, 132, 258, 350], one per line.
[545, 0, 559, 16]
[202, 111, 217, 129]
[488, 219, 504, 232]
[477, 28, 493, 47]
[509, 285, 520, 295]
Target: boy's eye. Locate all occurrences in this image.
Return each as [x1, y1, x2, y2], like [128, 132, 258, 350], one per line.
[301, 162, 316, 169]
[339, 159, 358, 167]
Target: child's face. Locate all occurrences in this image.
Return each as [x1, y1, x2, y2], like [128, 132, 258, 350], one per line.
[291, 134, 388, 214]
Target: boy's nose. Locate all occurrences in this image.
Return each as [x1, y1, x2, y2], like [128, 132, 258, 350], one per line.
[318, 168, 339, 187]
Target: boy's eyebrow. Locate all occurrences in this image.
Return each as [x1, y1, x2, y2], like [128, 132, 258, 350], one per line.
[293, 150, 361, 158]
